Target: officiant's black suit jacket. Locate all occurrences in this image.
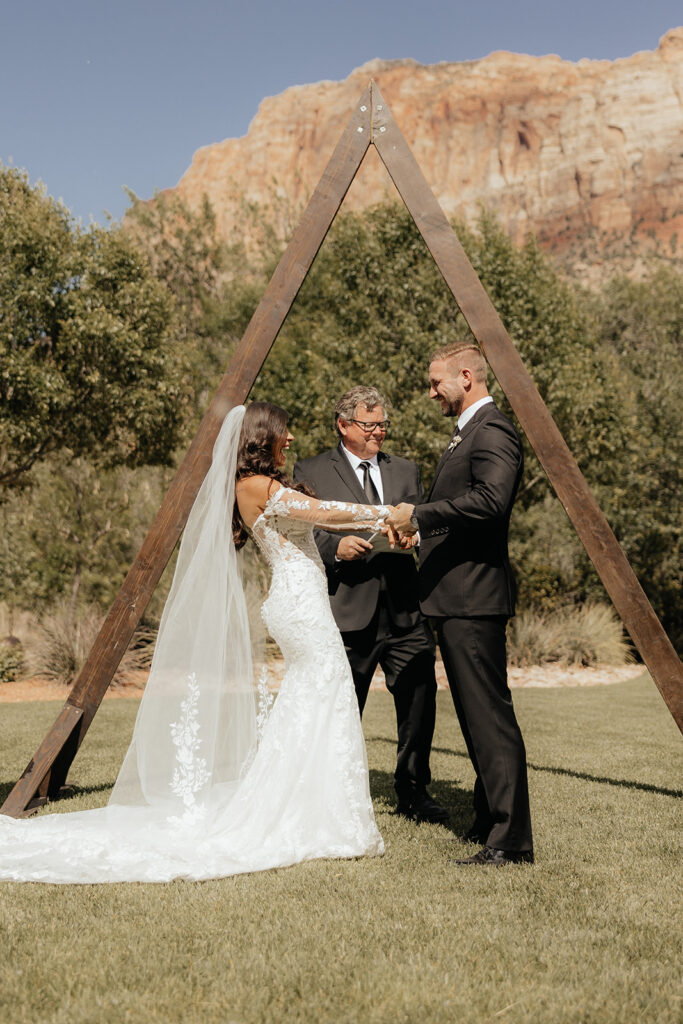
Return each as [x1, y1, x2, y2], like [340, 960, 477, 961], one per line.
[416, 402, 523, 619]
[293, 445, 424, 632]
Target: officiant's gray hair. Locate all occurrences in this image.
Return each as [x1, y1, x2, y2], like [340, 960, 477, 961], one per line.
[431, 342, 487, 384]
[334, 385, 388, 437]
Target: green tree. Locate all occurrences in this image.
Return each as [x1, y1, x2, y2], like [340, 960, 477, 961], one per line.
[123, 188, 274, 431]
[0, 167, 187, 491]
[0, 456, 168, 616]
[590, 266, 683, 649]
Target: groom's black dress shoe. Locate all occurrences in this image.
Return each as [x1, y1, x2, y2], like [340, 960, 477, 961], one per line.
[452, 845, 534, 866]
[396, 791, 449, 824]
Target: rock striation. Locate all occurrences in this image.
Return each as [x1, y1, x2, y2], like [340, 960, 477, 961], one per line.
[171, 30, 683, 266]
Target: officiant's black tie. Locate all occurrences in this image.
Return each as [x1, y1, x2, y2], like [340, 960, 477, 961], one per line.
[359, 460, 386, 597]
[359, 461, 381, 504]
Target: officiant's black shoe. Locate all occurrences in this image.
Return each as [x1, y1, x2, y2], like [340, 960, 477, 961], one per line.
[413, 792, 449, 824]
[395, 790, 448, 823]
[451, 845, 534, 866]
[395, 804, 415, 822]
[396, 791, 449, 824]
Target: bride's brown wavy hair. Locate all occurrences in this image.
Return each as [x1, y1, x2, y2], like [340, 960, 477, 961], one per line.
[232, 401, 315, 549]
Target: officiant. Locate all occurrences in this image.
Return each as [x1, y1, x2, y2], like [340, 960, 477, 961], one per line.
[294, 385, 447, 824]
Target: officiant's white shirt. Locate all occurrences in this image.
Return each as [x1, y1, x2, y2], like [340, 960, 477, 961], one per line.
[340, 442, 385, 503]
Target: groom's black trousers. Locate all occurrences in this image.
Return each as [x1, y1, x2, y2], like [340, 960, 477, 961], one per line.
[341, 595, 437, 798]
[436, 615, 533, 853]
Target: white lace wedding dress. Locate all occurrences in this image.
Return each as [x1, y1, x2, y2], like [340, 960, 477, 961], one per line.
[0, 485, 387, 884]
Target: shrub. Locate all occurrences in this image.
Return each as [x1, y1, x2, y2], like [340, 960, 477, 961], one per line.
[0, 638, 24, 682]
[508, 603, 632, 667]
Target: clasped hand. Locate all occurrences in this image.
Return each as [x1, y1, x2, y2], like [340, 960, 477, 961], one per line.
[337, 503, 418, 560]
[382, 502, 418, 549]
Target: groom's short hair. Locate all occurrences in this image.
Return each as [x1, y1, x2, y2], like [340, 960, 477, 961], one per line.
[431, 342, 487, 384]
[334, 385, 387, 436]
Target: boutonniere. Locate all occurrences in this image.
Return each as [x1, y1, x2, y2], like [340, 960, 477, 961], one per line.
[448, 434, 463, 451]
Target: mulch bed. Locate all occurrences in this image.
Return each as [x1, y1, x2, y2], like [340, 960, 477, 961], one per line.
[0, 661, 643, 703]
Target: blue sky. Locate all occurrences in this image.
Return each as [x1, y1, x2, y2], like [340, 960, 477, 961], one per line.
[1, 0, 680, 224]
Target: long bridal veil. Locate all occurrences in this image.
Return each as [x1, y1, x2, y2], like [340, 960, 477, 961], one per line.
[0, 404, 268, 883]
[110, 403, 257, 817]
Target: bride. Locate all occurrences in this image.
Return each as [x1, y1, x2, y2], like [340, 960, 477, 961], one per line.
[0, 402, 394, 884]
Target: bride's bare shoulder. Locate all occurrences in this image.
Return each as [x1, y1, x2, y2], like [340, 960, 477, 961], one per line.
[235, 475, 281, 501]
[235, 475, 282, 525]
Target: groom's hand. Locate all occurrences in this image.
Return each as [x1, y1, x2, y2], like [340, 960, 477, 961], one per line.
[386, 502, 417, 536]
[336, 536, 374, 561]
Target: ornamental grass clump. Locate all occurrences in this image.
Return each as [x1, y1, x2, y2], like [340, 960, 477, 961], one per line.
[508, 602, 631, 667]
[28, 603, 157, 685]
[553, 602, 633, 666]
[29, 602, 103, 685]
[506, 609, 565, 666]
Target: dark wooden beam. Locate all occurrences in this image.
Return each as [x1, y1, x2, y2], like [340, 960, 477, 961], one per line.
[1, 89, 373, 818]
[370, 82, 683, 730]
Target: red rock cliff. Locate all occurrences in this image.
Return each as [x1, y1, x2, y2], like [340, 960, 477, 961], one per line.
[171, 29, 683, 265]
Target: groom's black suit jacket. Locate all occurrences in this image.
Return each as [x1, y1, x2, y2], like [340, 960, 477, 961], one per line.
[293, 445, 424, 633]
[416, 402, 523, 619]
[417, 402, 531, 851]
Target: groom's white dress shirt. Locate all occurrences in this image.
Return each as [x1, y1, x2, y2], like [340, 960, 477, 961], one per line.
[456, 395, 494, 433]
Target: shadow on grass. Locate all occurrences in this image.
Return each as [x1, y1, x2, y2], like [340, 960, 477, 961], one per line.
[56, 781, 115, 799]
[526, 763, 682, 799]
[367, 736, 683, 800]
[368, 766, 474, 837]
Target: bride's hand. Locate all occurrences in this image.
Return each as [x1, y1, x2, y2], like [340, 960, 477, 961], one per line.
[380, 507, 399, 548]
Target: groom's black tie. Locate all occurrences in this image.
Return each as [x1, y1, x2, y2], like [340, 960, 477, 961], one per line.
[359, 461, 381, 504]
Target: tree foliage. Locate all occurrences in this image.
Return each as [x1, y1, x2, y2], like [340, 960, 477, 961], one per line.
[123, 188, 274, 431]
[590, 267, 682, 648]
[0, 167, 186, 491]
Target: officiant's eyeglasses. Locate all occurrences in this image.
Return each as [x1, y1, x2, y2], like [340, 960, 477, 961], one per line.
[351, 419, 391, 433]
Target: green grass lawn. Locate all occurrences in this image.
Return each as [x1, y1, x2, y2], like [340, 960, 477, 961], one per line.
[1, 675, 681, 1024]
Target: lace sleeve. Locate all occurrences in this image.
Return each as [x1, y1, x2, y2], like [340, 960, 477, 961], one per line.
[264, 485, 391, 532]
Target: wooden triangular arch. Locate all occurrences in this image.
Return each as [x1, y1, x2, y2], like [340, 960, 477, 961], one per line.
[3, 83, 681, 818]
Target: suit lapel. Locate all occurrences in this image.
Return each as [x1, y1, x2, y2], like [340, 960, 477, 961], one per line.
[428, 445, 453, 498]
[377, 451, 393, 505]
[330, 445, 368, 504]
[427, 404, 496, 498]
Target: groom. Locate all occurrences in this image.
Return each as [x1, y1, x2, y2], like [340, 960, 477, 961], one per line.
[386, 343, 534, 865]
[294, 385, 446, 824]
